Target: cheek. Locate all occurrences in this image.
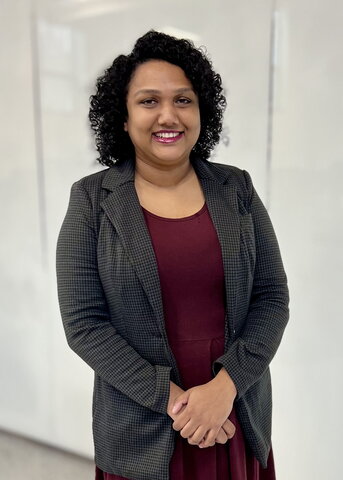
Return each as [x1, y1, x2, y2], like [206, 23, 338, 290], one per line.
[127, 112, 152, 134]
[126, 118, 152, 148]
[186, 108, 201, 129]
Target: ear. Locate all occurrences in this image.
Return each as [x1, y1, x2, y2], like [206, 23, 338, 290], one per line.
[124, 121, 128, 132]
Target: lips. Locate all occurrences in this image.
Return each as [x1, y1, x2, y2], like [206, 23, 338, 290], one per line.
[152, 131, 184, 143]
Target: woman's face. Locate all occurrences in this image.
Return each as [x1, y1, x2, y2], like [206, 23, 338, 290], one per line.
[124, 59, 201, 169]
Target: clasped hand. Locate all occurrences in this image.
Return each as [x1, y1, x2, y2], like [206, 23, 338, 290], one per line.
[168, 368, 237, 448]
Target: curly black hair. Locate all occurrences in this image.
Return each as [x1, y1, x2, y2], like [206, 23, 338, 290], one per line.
[89, 30, 227, 166]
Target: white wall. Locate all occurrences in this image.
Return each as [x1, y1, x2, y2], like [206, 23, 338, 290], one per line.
[270, 1, 343, 478]
[0, 0, 53, 446]
[0, 0, 342, 478]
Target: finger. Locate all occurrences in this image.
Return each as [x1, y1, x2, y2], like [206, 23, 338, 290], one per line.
[172, 400, 187, 415]
[222, 419, 236, 439]
[180, 420, 200, 439]
[172, 413, 190, 431]
[199, 439, 215, 448]
[199, 431, 215, 448]
[215, 428, 228, 444]
[199, 429, 217, 448]
[172, 392, 189, 414]
[187, 426, 207, 445]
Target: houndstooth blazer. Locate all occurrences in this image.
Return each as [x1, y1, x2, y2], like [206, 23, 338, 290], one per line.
[56, 157, 289, 480]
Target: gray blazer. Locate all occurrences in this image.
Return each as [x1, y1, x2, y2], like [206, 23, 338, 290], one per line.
[56, 158, 289, 480]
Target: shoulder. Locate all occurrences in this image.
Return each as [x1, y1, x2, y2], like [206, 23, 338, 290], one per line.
[66, 168, 110, 225]
[72, 167, 109, 195]
[200, 160, 254, 206]
[208, 161, 246, 181]
[69, 167, 113, 213]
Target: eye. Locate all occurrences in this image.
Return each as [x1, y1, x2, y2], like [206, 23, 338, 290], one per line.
[176, 97, 191, 105]
[140, 98, 157, 106]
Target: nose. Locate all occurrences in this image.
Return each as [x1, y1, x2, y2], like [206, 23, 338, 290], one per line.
[157, 102, 179, 127]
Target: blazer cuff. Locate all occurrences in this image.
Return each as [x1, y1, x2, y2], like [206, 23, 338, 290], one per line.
[154, 365, 173, 414]
[212, 343, 267, 399]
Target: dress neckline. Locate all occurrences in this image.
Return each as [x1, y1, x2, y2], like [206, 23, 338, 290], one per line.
[141, 203, 207, 222]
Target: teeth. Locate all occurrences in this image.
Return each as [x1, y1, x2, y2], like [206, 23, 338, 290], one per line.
[154, 132, 181, 138]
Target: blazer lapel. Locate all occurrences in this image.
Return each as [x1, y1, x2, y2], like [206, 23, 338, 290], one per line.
[100, 158, 241, 342]
[100, 162, 165, 335]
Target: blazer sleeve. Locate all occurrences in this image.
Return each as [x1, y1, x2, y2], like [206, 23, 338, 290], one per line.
[213, 170, 289, 398]
[56, 181, 172, 414]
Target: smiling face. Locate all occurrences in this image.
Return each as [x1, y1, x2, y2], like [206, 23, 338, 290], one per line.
[124, 60, 201, 169]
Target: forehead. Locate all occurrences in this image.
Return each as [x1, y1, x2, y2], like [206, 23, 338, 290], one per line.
[127, 60, 194, 93]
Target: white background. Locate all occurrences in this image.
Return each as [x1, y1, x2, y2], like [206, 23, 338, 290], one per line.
[0, 0, 342, 478]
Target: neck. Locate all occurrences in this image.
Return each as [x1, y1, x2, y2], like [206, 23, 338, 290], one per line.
[134, 157, 194, 188]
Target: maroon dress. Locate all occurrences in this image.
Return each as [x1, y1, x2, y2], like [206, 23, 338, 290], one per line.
[96, 204, 275, 480]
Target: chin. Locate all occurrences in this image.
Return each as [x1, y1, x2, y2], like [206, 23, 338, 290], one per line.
[154, 148, 190, 161]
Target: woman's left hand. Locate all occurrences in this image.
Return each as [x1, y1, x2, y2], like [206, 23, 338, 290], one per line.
[171, 368, 237, 448]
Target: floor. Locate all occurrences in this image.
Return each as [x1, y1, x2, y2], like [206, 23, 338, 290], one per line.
[0, 430, 95, 480]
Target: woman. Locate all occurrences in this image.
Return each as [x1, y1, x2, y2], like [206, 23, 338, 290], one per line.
[56, 30, 289, 480]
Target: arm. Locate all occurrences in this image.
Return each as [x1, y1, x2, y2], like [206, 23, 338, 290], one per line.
[56, 182, 171, 414]
[212, 171, 289, 397]
[172, 171, 289, 444]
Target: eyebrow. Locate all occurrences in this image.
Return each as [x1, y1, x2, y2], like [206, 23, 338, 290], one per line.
[133, 87, 195, 97]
